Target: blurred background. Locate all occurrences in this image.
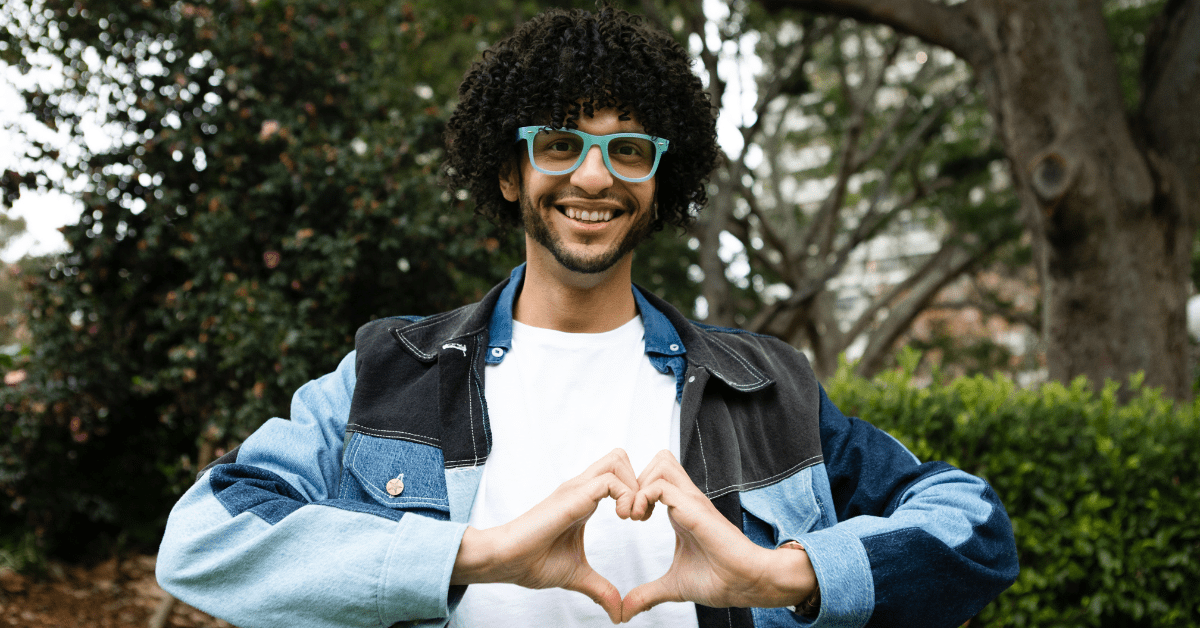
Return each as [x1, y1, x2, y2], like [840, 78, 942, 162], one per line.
[1, 0, 1197, 626]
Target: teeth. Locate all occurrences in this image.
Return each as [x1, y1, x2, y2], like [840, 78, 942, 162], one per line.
[563, 207, 614, 223]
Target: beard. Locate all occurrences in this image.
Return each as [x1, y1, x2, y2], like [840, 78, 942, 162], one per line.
[520, 188, 655, 275]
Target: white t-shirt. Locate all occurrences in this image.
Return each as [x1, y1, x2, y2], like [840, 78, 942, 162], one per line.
[451, 317, 698, 628]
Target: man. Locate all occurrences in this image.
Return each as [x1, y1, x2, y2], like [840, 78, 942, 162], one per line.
[157, 6, 1019, 628]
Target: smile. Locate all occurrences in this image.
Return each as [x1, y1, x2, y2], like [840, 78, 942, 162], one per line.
[558, 205, 622, 224]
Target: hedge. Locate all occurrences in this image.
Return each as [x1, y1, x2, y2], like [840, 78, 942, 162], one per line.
[826, 350, 1200, 627]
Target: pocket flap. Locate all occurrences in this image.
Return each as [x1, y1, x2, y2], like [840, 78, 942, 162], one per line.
[343, 433, 450, 515]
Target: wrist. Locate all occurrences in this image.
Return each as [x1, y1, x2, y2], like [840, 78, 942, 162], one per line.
[775, 541, 820, 615]
[450, 526, 504, 585]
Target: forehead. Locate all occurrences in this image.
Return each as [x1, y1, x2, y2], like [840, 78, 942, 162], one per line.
[569, 108, 645, 134]
[540, 98, 645, 132]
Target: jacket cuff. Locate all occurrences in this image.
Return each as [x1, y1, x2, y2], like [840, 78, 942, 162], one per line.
[797, 526, 874, 627]
[379, 514, 469, 622]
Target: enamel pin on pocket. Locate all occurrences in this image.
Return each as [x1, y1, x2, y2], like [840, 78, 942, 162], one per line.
[386, 473, 405, 497]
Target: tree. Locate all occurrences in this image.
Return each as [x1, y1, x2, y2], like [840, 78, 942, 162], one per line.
[0, 211, 34, 348]
[0, 0, 695, 560]
[645, 1, 1024, 379]
[758, 0, 1199, 398]
[0, 0, 702, 562]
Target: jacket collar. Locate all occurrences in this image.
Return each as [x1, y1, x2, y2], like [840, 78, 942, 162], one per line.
[390, 266, 774, 392]
[483, 264, 686, 365]
[387, 278, 509, 363]
[636, 286, 774, 392]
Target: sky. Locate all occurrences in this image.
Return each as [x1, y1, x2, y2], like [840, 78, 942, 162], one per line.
[1, 57, 81, 263]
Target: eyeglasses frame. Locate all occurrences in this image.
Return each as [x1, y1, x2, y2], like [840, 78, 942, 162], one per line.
[514, 126, 670, 183]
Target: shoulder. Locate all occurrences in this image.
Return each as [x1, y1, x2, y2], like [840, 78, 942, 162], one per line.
[678, 319, 820, 402]
[354, 314, 428, 343]
[685, 319, 815, 371]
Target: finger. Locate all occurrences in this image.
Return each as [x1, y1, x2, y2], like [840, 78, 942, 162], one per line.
[636, 450, 692, 491]
[633, 477, 713, 530]
[631, 478, 665, 521]
[606, 448, 640, 491]
[582, 450, 640, 517]
[583, 448, 638, 487]
[569, 567, 623, 624]
[586, 472, 638, 514]
[621, 577, 678, 623]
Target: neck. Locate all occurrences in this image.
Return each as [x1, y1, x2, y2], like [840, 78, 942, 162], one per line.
[514, 239, 638, 333]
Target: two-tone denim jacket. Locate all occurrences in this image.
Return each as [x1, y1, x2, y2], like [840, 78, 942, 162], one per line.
[157, 265, 1018, 628]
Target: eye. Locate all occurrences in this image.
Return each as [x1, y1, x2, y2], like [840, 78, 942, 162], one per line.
[547, 141, 574, 153]
[609, 139, 651, 160]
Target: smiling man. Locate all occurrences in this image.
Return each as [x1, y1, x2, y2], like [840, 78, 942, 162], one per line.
[157, 6, 1019, 628]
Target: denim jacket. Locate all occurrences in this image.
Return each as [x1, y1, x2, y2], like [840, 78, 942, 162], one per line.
[157, 267, 1018, 628]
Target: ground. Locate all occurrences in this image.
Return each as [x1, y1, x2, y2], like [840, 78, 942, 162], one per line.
[0, 555, 229, 628]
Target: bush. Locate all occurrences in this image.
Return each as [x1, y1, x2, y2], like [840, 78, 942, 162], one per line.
[827, 350, 1200, 627]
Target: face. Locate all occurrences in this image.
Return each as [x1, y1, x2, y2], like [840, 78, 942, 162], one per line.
[500, 107, 658, 276]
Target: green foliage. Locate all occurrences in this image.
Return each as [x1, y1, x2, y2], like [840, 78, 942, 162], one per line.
[828, 352, 1200, 627]
[1103, 0, 1168, 112]
[0, 0, 698, 564]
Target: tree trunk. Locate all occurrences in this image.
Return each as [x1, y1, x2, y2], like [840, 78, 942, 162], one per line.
[695, 168, 738, 327]
[765, 0, 1200, 398]
[970, 0, 1193, 398]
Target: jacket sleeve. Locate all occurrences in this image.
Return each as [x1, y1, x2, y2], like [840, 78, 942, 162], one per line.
[156, 351, 468, 628]
[794, 386, 1019, 628]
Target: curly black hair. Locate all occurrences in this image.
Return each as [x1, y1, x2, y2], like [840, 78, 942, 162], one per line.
[443, 5, 721, 232]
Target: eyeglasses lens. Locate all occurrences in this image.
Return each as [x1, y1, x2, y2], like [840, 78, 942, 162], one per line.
[531, 130, 657, 179]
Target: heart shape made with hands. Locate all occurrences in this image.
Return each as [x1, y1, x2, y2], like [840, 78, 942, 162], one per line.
[472, 448, 816, 624]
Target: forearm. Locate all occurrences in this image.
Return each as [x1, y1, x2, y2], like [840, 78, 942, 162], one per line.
[158, 468, 467, 627]
[450, 526, 504, 585]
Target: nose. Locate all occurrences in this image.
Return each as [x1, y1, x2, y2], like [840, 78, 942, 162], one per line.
[569, 145, 614, 195]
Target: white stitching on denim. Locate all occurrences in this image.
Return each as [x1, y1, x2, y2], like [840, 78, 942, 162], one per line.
[474, 342, 492, 454]
[706, 336, 768, 390]
[467, 341, 479, 464]
[347, 436, 449, 507]
[393, 330, 434, 361]
[346, 426, 440, 447]
[695, 419, 710, 493]
[702, 454, 824, 499]
[392, 309, 472, 359]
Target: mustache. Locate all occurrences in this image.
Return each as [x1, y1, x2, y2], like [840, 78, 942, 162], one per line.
[547, 188, 635, 211]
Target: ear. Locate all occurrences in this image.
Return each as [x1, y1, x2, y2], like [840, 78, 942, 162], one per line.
[499, 159, 520, 202]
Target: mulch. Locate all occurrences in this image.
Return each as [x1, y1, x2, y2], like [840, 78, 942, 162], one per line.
[0, 555, 230, 628]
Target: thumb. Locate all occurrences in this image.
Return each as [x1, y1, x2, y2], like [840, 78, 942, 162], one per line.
[621, 577, 677, 623]
[570, 567, 623, 624]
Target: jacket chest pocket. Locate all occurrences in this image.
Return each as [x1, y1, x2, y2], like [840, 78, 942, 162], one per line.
[338, 432, 451, 521]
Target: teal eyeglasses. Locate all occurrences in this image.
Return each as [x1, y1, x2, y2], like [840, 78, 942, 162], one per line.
[515, 126, 671, 183]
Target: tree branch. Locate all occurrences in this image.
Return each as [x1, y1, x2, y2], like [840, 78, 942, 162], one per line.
[852, 235, 999, 377]
[757, 0, 987, 68]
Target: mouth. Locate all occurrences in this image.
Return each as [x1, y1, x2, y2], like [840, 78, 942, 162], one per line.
[557, 205, 624, 224]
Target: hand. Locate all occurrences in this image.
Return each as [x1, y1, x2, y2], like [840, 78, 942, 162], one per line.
[621, 450, 816, 623]
[451, 448, 639, 624]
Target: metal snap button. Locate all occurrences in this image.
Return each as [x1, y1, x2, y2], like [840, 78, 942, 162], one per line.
[386, 473, 405, 497]
[669, 344, 680, 351]
[491, 347, 504, 358]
